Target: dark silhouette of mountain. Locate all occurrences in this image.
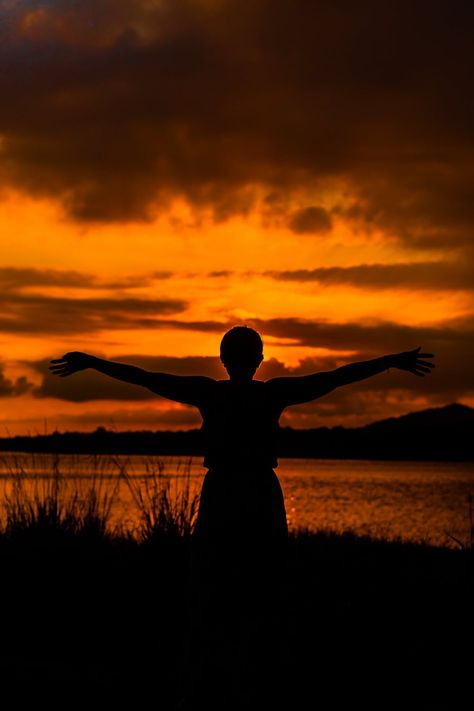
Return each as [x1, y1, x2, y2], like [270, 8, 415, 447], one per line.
[0, 402, 472, 461]
[366, 402, 472, 431]
[278, 402, 474, 461]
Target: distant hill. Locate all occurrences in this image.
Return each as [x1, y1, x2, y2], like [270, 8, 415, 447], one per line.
[278, 403, 474, 461]
[0, 403, 472, 461]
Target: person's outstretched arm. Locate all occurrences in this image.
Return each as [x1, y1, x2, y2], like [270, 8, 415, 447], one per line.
[49, 351, 214, 407]
[266, 346, 435, 408]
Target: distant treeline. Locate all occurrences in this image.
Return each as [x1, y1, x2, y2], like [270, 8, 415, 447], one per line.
[1, 403, 472, 461]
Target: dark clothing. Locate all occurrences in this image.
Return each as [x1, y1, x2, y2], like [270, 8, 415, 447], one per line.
[198, 379, 284, 470]
[182, 379, 291, 706]
[186, 465, 289, 707]
[194, 465, 287, 546]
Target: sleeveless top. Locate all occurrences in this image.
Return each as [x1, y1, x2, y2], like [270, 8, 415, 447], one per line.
[197, 379, 284, 470]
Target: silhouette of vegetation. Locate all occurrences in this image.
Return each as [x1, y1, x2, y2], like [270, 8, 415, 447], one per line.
[0, 453, 471, 707]
[444, 492, 474, 551]
[0, 452, 119, 546]
[111, 454, 200, 545]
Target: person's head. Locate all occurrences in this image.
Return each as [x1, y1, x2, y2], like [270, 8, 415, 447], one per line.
[220, 325, 264, 381]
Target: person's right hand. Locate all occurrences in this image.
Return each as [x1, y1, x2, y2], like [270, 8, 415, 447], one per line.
[391, 346, 435, 376]
[49, 351, 96, 377]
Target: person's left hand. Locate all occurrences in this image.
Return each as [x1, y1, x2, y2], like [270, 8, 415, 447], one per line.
[49, 351, 96, 377]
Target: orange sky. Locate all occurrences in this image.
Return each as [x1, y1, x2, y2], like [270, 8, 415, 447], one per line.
[0, 1, 473, 435]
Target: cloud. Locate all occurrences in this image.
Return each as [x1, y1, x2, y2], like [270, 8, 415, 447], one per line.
[30, 353, 293, 401]
[0, 0, 471, 253]
[247, 315, 471, 352]
[263, 259, 474, 290]
[0, 291, 188, 334]
[278, 388, 456, 429]
[287, 206, 332, 234]
[23, 308, 474, 407]
[0, 266, 173, 291]
[31, 354, 226, 401]
[0, 363, 34, 397]
[207, 270, 233, 278]
[0, 267, 97, 290]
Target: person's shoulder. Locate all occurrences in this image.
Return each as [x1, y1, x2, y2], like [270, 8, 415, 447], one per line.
[260, 377, 280, 386]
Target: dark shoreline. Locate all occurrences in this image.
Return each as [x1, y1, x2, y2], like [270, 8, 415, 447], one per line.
[1, 402, 472, 461]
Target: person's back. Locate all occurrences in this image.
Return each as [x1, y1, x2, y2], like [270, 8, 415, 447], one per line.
[191, 329, 289, 583]
[198, 378, 283, 471]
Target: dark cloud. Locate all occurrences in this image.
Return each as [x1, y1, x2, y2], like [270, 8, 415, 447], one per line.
[31, 354, 226, 401]
[207, 270, 233, 278]
[277, 388, 458, 429]
[287, 206, 332, 234]
[102, 271, 174, 287]
[252, 315, 474, 405]
[22, 308, 474, 407]
[36, 311, 474, 405]
[248, 315, 473, 353]
[0, 267, 96, 290]
[0, 0, 472, 252]
[263, 259, 474, 290]
[0, 363, 34, 397]
[0, 266, 173, 291]
[0, 291, 188, 334]
[30, 353, 292, 401]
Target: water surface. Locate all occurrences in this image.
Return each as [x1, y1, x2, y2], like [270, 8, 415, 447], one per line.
[0, 452, 472, 547]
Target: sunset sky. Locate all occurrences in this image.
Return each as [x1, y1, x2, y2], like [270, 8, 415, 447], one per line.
[1, 0, 473, 435]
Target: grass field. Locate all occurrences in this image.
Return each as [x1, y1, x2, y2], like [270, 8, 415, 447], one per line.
[0, 454, 472, 708]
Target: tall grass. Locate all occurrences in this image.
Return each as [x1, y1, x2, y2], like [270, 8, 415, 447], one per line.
[0, 452, 200, 546]
[0, 452, 120, 545]
[112, 454, 200, 545]
[443, 492, 474, 551]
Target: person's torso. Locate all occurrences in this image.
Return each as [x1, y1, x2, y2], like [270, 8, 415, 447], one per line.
[198, 379, 284, 470]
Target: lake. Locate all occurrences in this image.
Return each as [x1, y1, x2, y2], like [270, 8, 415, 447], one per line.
[0, 452, 472, 548]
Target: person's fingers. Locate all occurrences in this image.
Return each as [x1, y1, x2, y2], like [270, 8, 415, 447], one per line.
[50, 366, 73, 375]
[417, 360, 435, 367]
[418, 353, 434, 358]
[50, 358, 66, 364]
[415, 365, 431, 373]
[407, 367, 424, 376]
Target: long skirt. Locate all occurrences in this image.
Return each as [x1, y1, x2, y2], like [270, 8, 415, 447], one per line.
[182, 466, 289, 708]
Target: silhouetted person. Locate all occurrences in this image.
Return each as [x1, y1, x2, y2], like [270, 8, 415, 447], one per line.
[49, 328, 435, 708]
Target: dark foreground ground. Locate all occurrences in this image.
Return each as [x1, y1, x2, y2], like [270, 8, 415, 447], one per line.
[0, 528, 472, 709]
